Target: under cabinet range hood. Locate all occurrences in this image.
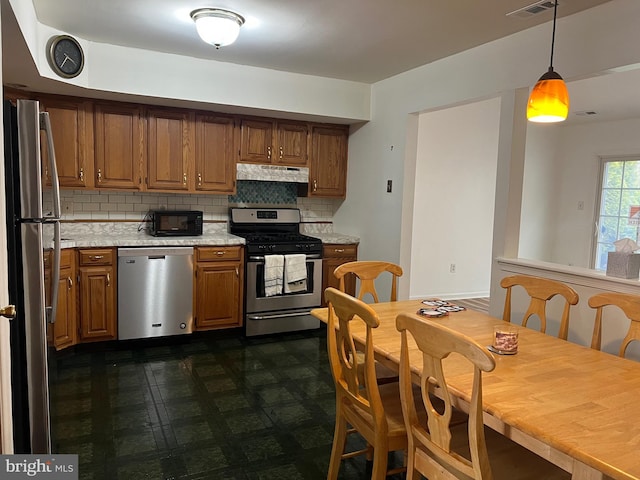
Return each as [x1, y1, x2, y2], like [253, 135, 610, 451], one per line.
[236, 163, 309, 183]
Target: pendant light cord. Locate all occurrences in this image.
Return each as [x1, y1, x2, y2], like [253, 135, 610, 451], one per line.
[549, 0, 558, 70]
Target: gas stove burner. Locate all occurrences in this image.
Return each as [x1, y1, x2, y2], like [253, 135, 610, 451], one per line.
[229, 207, 323, 256]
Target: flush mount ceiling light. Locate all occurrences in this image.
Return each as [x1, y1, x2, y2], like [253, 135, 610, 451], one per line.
[526, 0, 570, 123]
[190, 8, 245, 49]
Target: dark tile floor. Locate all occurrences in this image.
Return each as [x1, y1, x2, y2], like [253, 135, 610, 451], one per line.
[48, 326, 403, 480]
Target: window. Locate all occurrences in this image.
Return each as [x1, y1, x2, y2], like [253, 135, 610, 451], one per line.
[594, 157, 640, 270]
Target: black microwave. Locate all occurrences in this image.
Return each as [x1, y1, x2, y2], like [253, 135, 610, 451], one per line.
[149, 210, 203, 237]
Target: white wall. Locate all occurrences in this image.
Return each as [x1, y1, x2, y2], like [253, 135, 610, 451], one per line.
[550, 118, 640, 267]
[8, 0, 371, 123]
[409, 98, 499, 299]
[518, 124, 561, 262]
[335, 0, 640, 301]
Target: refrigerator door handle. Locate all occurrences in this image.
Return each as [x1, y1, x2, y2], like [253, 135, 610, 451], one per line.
[39, 111, 61, 219]
[47, 222, 61, 324]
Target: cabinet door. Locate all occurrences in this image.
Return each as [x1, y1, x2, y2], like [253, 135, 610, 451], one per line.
[79, 265, 117, 341]
[275, 121, 308, 166]
[322, 244, 358, 306]
[194, 113, 236, 193]
[94, 102, 144, 190]
[147, 108, 193, 191]
[310, 125, 348, 198]
[195, 261, 243, 330]
[52, 264, 77, 350]
[41, 97, 94, 188]
[239, 119, 273, 163]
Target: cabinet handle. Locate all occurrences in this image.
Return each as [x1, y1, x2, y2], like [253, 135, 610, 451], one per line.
[216, 251, 225, 256]
[267, 146, 272, 159]
[90, 255, 104, 261]
[183, 173, 187, 185]
[67, 277, 73, 290]
[198, 173, 202, 186]
[279, 145, 283, 159]
[334, 249, 345, 253]
[79, 168, 84, 181]
[313, 179, 317, 192]
[107, 273, 111, 287]
[97, 169, 102, 183]
[235, 267, 239, 277]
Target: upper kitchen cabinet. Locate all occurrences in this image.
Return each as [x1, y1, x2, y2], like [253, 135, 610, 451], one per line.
[309, 125, 349, 198]
[94, 102, 144, 190]
[194, 113, 237, 194]
[147, 108, 194, 192]
[40, 96, 94, 189]
[239, 118, 309, 166]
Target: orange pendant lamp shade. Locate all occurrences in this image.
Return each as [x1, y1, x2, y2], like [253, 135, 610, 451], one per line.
[526, 0, 569, 123]
[527, 67, 570, 123]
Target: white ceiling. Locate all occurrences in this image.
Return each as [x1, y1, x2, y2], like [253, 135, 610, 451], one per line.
[3, 0, 640, 125]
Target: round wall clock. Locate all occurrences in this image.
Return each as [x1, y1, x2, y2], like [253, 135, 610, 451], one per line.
[47, 35, 84, 78]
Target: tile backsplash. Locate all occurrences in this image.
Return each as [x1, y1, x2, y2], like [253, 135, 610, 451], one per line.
[58, 182, 340, 225]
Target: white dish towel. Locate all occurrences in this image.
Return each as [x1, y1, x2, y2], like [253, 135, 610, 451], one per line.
[264, 254, 284, 297]
[284, 254, 307, 293]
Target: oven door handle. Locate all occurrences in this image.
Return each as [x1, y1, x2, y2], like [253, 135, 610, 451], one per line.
[247, 309, 315, 321]
[248, 254, 322, 262]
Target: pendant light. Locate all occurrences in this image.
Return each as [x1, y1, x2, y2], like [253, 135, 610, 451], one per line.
[526, 0, 569, 123]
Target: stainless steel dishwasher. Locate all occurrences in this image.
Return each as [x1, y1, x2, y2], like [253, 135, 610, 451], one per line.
[118, 247, 194, 340]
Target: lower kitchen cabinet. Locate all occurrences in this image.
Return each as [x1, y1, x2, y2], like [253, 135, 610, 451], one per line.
[46, 248, 78, 351]
[78, 248, 117, 341]
[194, 246, 244, 330]
[322, 243, 358, 306]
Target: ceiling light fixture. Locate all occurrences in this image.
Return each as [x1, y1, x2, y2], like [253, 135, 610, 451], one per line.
[526, 0, 569, 123]
[190, 8, 245, 49]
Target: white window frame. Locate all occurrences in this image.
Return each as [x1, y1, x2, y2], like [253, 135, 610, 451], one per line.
[592, 154, 640, 270]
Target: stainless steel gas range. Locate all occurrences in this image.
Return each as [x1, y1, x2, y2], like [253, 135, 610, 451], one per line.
[230, 207, 323, 337]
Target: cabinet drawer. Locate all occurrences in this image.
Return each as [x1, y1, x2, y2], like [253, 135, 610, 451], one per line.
[323, 244, 358, 258]
[196, 246, 243, 262]
[78, 248, 114, 266]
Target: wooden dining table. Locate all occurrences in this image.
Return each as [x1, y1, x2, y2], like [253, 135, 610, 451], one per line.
[311, 299, 640, 480]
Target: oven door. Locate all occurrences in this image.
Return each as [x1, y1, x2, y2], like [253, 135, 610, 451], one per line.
[245, 254, 322, 313]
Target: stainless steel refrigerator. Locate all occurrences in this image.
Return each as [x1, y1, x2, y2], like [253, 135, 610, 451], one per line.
[3, 98, 61, 453]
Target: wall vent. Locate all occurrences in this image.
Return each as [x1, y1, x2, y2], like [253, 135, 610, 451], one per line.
[506, 0, 557, 19]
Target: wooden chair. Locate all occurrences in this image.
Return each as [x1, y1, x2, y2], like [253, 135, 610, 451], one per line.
[588, 292, 640, 357]
[333, 261, 403, 384]
[325, 287, 417, 479]
[396, 312, 495, 479]
[396, 313, 571, 480]
[500, 274, 579, 340]
[334, 261, 403, 303]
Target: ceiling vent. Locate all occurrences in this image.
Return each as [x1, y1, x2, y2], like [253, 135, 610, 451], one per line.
[506, 0, 558, 19]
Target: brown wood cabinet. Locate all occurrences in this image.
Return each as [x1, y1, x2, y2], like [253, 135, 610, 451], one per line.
[45, 249, 78, 350]
[77, 248, 117, 341]
[194, 246, 244, 330]
[94, 102, 144, 190]
[194, 113, 237, 193]
[40, 96, 94, 189]
[27, 92, 350, 198]
[310, 125, 349, 198]
[239, 118, 309, 166]
[322, 243, 358, 306]
[147, 107, 194, 192]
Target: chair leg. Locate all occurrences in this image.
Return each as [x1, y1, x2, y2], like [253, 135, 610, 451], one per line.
[370, 444, 389, 480]
[405, 447, 416, 480]
[327, 406, 348, 480]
